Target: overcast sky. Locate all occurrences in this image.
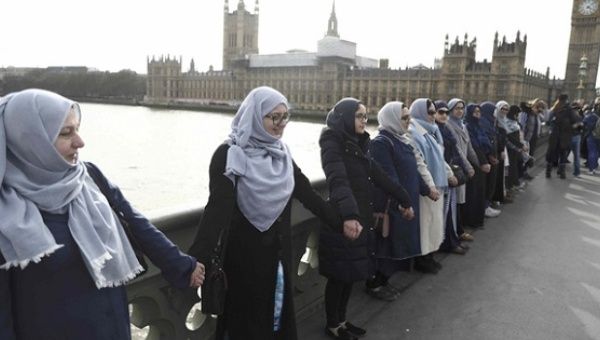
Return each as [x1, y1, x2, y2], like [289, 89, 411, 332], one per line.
[1, 0, 583, 83]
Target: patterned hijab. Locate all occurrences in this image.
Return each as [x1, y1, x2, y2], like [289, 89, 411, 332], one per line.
[495, 100, 520, 133]
[0, 89, 142, 288]
[225, 86, 294, 232]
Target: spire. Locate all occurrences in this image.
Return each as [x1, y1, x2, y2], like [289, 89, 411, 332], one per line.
[224, 0, 229, 13]
[237, 0, 245, 11]
[254, 0, 259, 14]
[190, 58, 196, 72]
[326, 0, 339, 37]
[494, 31, 498, 46]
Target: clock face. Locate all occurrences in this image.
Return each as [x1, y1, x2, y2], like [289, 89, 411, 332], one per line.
[579, 0, 599, 15]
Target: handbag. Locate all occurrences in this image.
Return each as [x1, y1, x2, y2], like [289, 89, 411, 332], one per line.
[85, 162, 149, 275]
[373, 198, 391, 238]
[450, 164, 467, 187]
[201, 229, 228, 315]
[200, 176, 237, 315]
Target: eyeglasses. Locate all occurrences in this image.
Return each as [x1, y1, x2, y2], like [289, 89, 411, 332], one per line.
[427, 110, 437, 115]
[437, 110, 449, 115]
[355, 113, 368, 122]
[264, 111, 291, 126]
[500, 107, 509, 112]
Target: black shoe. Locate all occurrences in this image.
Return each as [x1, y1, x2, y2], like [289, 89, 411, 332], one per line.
[342, 322, 367, 337]
[414, 258, 438, 274]
[523, 173, 534, 181]
[325, 327, 358, 340]
[365, 286, 397, 301]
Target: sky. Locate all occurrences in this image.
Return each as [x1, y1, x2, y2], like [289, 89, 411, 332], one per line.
[0, 0, 581, 83]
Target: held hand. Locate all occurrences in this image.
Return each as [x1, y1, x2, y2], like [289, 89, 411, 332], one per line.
[189, 262, 205, 287]
[467, 169, 475, 178]
[481, 164, 491, 173]
[399, 206, 415, 220]
[343, 219, 362, 240]
[428, 187, 440, 201]
[489, 156, 499, 165]
[448, 176, 458, 187]
[500, 152, 506, 160]
[523, 145, 529, 152]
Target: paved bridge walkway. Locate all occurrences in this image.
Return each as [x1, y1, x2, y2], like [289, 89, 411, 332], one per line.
[298, 162, 600, 340]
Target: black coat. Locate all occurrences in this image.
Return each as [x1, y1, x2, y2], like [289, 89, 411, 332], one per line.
[317, 128, 411, 283]
[188, 144, 340, 340]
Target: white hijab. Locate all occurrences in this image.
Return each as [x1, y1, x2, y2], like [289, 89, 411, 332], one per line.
[0, 89, 142, 288]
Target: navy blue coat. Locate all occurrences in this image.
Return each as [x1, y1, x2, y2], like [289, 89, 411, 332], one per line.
[370, 130, 429, 260]
[0, 163, 195, 340]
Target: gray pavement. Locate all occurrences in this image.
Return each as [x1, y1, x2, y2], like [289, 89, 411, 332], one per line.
[298, 163, 600, 340]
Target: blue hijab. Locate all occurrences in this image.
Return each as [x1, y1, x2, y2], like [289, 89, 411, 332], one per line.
[409, 98, 448, 187]
[479, 101, 498, 141]
[465, 103, 492, 155]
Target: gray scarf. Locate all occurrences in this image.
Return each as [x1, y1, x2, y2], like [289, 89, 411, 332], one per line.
[0, 89, 142, 288]
[377, 101, 412, 145]
[224, 87, 294, 232]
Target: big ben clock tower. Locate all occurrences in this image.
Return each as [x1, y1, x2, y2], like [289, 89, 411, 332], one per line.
[565, 0, 600, 101]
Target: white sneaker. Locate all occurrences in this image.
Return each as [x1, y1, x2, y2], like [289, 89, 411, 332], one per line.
[485, 207, 501, 218]
[590, 169, 598, 175]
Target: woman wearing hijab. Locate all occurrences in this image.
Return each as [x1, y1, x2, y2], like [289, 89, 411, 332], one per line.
[0, 89, 205, 340]
[498, 104, 526, 194]
[490, 101, 511, 204]
[318, 98, 414, 340]
[368, 102, 439, 294]
[479, 101, 504, 213]
[188, 86, 356, 340]
[445, 99, 478, 243]
[408, 98, 457, 270]
[463, 104, 492, 229]
[433, 100, 469, 255]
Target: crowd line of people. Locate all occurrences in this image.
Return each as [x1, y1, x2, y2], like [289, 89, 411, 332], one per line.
[1, 86, 600, 340]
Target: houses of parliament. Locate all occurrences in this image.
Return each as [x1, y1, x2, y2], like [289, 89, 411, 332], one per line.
[145, 0, 600, 112]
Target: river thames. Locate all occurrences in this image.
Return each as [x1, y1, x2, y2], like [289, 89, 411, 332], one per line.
[78, 103, 368, 217]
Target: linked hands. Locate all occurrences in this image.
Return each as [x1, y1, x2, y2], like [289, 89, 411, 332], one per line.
[448, 176, 458, 187]
[189, 262, 206, 287]
[428, 187, 440, 201]
[398, 205, 415, 220]
[343, 219, 363, 240]
[481, 164, 491, 173]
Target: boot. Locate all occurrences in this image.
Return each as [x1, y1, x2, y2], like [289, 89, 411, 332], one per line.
[558, 164, 566, 179]
[546, 164, 552, 178]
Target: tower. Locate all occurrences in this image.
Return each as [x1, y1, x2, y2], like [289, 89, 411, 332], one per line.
[327, 1, 339, 37]
[565, 0, 600, 102]
[222, 0, 259, 70]
[491, 31, 527, 101]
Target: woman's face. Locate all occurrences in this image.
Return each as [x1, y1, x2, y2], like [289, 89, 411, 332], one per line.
[262, 104, 289, 139]
[54, 108, 84, 165]
[472, 107, 481, 119]
[355, 104, 368, 134]
[435, 108, 449, 124]
[499, 105, 509, 117]
[400, 107, 411, 131]
[451, 102, 465, 119]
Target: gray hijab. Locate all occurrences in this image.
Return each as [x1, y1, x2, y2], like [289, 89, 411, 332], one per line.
[377, 101, 412, 144]
[225, 86, 294, 232]
[0, 89, 142, 288]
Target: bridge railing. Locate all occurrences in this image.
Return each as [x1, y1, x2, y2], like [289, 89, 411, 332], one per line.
[127, 179, 329, 340]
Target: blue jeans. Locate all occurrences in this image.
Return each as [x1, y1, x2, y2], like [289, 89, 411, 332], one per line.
[571, 135, 581, 176]
[588, 136, 600, 171]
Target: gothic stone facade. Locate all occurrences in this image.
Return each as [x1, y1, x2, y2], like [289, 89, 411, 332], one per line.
[146, 1, 562, 113]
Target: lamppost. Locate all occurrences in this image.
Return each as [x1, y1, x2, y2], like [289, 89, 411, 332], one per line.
[577, 54, 588, 103]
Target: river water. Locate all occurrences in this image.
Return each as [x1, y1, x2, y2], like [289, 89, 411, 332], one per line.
[78, 103, 340, 216]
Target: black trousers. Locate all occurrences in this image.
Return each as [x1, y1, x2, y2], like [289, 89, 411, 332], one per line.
[325, 278, 353, 327]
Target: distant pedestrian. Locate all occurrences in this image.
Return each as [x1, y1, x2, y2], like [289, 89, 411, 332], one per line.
[545, 94, 579, 179]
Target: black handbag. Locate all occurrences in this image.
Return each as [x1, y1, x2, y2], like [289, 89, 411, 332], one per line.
[200, 176, 237, 315]
[201, 229, 228, 315]
[85, 162, 148, 275]
[450, 164, 467, 187]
